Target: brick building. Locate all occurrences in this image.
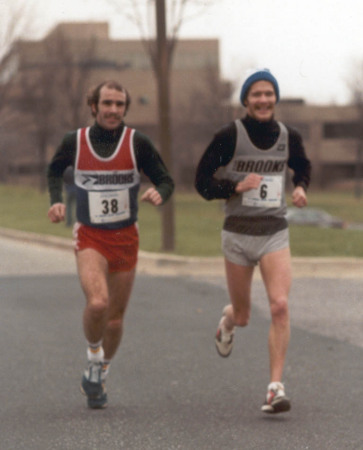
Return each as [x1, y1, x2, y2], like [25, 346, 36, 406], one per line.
[0, 21, 362, 189]
[0, 22, 228, 187]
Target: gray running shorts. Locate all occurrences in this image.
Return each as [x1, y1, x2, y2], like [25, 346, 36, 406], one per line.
[221, 228, 290, 266]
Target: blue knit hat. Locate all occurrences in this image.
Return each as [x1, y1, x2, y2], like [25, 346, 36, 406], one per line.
[240, 68, 279, 105]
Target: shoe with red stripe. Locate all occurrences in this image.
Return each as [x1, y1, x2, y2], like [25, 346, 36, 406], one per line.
[215, 307, 235, 357]
[261, 382, 291, 414]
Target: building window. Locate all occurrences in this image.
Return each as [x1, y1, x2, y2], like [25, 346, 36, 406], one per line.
[138, 96, 150, 105]
[323, 122, 361, 139]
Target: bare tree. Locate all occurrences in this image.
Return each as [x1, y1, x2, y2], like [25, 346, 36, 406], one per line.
[17, 52, 59, 191]
[106, 0, 214, 68]
[46, 31, 97, 131]
[172, 65, 233, 185]
[178, 65, 233, 133]
[0, 0, 38, 181]
[105, 0, 220, 251]
[348, 61, 363, 105]
[13, 33, 99, 191]
[0, 0, 36, 61]
[347, 61, 363, 197]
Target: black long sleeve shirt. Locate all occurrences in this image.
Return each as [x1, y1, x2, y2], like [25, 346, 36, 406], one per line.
[195, 115, 312, 235]
[47, 122, 174, 205]
[195, 115, 311, 201]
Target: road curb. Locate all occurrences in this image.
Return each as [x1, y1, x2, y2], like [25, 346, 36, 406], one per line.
[1, 227, 362, 279]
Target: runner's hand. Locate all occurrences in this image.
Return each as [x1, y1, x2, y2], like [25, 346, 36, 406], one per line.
[141, 188, 162, 206]
[292, 186, 307, 208]
[48, 203, 66, 223]
[235, 173, 263, 194]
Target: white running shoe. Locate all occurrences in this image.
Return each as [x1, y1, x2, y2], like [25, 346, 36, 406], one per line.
[261, 382, 291, 414]
[215, 307, 235, 357]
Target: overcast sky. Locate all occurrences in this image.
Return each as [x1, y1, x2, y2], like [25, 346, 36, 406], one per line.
[30, 0, 363, 105]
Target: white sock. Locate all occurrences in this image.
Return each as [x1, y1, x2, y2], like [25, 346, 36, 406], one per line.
[87, 342, 104, 363]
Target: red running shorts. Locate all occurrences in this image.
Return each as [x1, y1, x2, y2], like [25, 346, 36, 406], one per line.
[73, 222, 139, 272]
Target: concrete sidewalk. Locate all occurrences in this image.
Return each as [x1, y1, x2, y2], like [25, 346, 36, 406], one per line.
[1, 226, 362, 280]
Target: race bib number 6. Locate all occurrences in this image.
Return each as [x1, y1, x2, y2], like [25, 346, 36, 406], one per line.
[242, 175, 282, 208]
[89, 190, 130, 224]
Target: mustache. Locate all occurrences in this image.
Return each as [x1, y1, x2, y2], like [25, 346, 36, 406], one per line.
[105, 113, 122, 120]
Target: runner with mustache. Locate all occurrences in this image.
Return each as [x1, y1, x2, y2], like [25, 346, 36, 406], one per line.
[47, 80, 174, 409]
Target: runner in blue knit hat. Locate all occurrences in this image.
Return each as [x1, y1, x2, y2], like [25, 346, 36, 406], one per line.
[240, 68, 280, 106]
[195, 66, 311, 414]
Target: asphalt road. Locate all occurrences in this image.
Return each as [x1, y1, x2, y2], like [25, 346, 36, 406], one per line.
[0, 237, 362, 450]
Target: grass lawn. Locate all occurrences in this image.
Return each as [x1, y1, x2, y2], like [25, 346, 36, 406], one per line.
[1, 184, 363, 258]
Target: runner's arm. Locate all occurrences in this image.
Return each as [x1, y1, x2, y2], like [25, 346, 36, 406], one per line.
[287, 127, 312, 192]
[134, 131, 174, 204]
[47, 132, 77, 205]
[195, 123, 237, 200]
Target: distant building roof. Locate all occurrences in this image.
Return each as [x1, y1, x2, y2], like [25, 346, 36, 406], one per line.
[46, 22, 110, 40]
[279, 98, 306, 105]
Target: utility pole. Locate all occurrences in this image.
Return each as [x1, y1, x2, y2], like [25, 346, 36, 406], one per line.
[155, 0, 175, 251]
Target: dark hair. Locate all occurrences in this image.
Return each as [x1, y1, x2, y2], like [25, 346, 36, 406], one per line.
[87, 80, 131, 116]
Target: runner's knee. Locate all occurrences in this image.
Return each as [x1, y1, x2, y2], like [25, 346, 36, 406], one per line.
[87, 297, 108, 318]
[270, 297, 289, 321]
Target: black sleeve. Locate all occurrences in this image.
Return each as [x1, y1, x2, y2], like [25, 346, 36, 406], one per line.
[134, 131, 174, 203]
[195, 123, 237, 200]
[47, 132, 77, 205]
[287, 127, 312, 191]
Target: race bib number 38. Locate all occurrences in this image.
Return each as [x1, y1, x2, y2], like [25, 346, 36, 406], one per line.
[242, 176, 283, 208]
[88, 190, 130, 224]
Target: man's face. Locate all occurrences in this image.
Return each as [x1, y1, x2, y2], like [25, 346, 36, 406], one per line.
[92, 86, 127, 130]
[245, 80, 276, 122]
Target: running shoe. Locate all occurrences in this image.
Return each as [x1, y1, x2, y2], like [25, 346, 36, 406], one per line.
[80, 361, 108, 409]
[261, 381, 291, 414]
[215, 307, 235, 357]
